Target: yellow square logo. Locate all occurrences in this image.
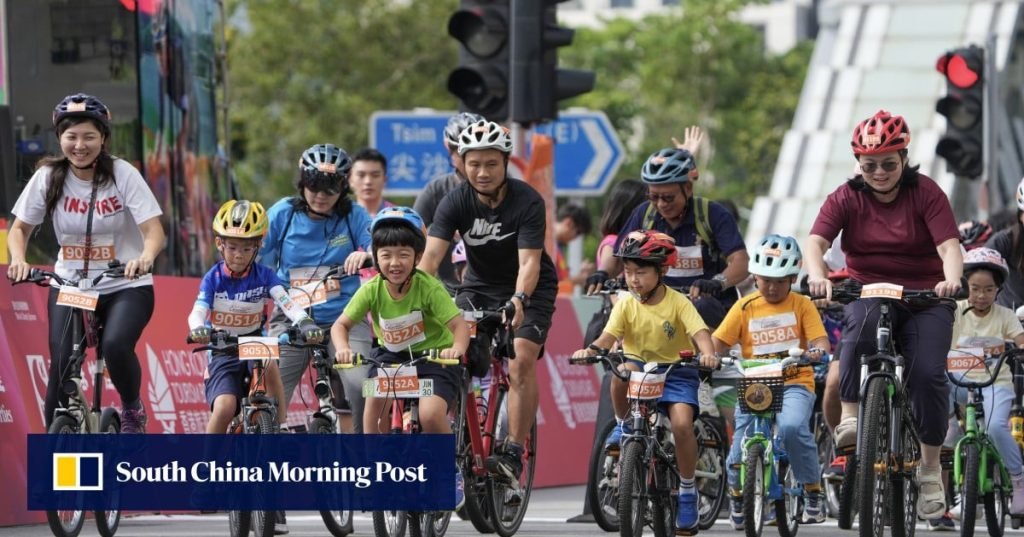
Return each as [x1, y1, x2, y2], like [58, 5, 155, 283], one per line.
[53, 453, 103, 491]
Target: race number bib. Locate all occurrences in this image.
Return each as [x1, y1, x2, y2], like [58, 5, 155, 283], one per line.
[666, 245, 704, 278]
[860, 283, 903, 299]
[946, 348, 985, 373]
[363, 365, 434, 398]
[749, 313, 800, 356]
[288, 266, 341, 307]
[379, 311, 427, 352]
[59, 234, 116, 270]
[238, 336, 280, 360]
[627, 370, 666, 400]
[210, 297, 264, 334]
[56, 285, 99, 311]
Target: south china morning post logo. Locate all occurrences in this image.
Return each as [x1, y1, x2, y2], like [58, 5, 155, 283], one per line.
[53, 453, 104, 491]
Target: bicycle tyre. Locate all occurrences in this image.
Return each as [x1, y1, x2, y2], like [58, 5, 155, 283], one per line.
[95, 409, 122, 537]
[618, 440, 646, 537]
[816, 416, 841, 518]
[372, 510, 408, 537]
[250, 410, 277, 537]
[837, 452, 857, 529]
[461, 416, 495, 534]
[962, 443, 980, 537]
[889, 420, 918, 537]
[858, 378, 890, 537]
[311, 417, 354, 536]
[985, 451, 1007, 537]
[229, 510, 252, 537]
[488, 420, 537, 537]
[47, 415, 85, 537]
[743, 442, 767, 537]
[696, 416, 727, 530]
[588, 418, 620, 532]
[650, 443, 679, 537]
[775, 461, 799, 537]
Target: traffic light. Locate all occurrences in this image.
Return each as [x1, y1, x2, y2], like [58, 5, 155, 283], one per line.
[935, 45, 985, 178]
[510, 0, 595, 125]
[447, 1, 510, 121]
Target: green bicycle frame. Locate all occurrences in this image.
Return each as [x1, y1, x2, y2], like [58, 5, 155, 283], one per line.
[738, 414, 776, 492]
[953, 396, 1012, 496]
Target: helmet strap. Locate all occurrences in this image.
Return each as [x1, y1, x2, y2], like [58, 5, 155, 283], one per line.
[468, 161, 510, 206]
[632, 280, 664, 304]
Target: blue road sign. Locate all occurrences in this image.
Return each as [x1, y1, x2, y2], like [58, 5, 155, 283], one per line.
[369, 111, 455, 196]
[370, 109, 624, 197]
[537, 110, 624, 196]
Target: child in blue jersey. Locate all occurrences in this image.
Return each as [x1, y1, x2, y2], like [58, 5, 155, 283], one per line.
[332, 207, 470, 510]
[188, 200, 323, 434]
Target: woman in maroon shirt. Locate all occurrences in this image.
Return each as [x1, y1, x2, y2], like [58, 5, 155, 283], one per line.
[803, 110, 963, 521]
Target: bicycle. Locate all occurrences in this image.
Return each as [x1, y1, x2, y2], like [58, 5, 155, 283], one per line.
[721, 349, 814, 537]
[569, 349, 717, 537]
[339, 349, 460, 537]
[280, 326, 354, 536]
[818, 280, 961, 537]
[187, 329, 280, 537]
[14, 261, 129, 537]
[457, 304, 538, 537]
[946, 344, 1024, 537]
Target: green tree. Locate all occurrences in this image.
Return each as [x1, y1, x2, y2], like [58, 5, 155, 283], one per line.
[227, 0, 458, 202]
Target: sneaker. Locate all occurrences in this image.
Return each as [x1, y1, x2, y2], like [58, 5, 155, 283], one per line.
[486, 441, 524, 483]
[604, 421, 631, 450]
[455, 470, 466, 511]
[804, 492, 825, 524]
[764, 503, 777, 526]
[729, 495, 744, 530]
[273, 511, 289, 535]
[926, 512, 955, 531]
[676, 490, 698, 532]
[121, 407, 148, 433]
[834, 416, 857, 450]
[1011, 473, 1024, 515]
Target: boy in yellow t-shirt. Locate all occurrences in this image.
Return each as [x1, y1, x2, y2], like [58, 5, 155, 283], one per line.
[572, 231, 718, 534]
[712, 234, 830, 527]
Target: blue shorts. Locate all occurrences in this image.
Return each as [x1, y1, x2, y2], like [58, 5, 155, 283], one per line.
[205, 352, 256, 415]
[625, 359, 700, 415]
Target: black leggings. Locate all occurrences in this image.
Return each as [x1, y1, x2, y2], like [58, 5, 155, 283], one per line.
[45, 285, 155, 427]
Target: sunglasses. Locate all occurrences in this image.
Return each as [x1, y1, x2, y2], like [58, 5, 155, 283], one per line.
[647, 193, 678, 204]
[860, 161, 901, 174]
[306, 185, 342, 196]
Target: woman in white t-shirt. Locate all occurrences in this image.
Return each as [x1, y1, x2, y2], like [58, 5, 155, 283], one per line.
[6, 93, 165, 433]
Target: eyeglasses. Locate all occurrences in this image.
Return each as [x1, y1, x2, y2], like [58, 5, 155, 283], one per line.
[647, 193, 677, 204]
[860, 161, 901, 174]
[968, 285, 999, 295]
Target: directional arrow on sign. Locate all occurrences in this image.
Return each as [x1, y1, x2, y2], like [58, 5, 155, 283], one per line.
[536, 110, 624, 196]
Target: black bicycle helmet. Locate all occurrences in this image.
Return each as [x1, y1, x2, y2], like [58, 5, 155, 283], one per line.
[52, 93, 111, 135]
[298, 144, 352, 194]
[640, 148, 698, 185]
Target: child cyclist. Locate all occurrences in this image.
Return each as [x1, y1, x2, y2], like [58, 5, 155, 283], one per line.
[331, 206, 470, 509]
[571, 230, 718, 534]
[949, 247, 1024, 515]
[712, 234, 830, 528]
[188, 200, 324, 434]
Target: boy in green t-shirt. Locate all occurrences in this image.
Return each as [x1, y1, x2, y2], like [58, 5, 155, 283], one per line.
[331, 206, 469, 510]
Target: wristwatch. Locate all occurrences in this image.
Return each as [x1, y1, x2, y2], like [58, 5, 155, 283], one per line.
[712, 273, 728, 286]
[512, 292, 530, 307]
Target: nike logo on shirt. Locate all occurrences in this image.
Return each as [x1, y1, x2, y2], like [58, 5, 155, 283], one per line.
[464, 219, 515, 246]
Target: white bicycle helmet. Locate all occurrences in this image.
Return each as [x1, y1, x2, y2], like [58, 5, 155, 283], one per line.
[1016, 176, 1024, 212]
[964, 247, 1009, 286]
[749, 234, 802, 278]
[457, 120, 513, 156]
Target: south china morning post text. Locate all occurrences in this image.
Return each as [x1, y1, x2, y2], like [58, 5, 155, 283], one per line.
[27, 433, 456, 511]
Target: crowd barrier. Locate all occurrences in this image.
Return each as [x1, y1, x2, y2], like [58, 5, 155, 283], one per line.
[0, 271, 604, 526]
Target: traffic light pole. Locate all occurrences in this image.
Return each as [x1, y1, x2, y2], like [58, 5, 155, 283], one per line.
[983, 33, 998, 215]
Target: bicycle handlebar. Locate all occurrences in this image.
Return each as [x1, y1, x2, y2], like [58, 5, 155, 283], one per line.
[801, 280, 967, 305]
[13, 260, 127, 288]
[569, 350, 718, 380]
[336, 350, 461, 369]
[947, 347, 1024, 389]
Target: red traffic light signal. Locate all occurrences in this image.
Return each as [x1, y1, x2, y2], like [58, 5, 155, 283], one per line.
[935, 45, 985, 178]
[936, 51, 982, 89]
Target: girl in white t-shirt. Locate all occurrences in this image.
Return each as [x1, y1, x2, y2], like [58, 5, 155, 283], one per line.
[6, 93, 165, 433]
[950, 248, 1024, 514]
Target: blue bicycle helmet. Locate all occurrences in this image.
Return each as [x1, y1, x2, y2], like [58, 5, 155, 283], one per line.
[641, 148, 698, 185]
[299, 144, 352, 194]
[371, 206, 426, 251]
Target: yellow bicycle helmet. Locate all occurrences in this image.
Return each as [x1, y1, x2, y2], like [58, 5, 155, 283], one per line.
[212, 200, 268, 239]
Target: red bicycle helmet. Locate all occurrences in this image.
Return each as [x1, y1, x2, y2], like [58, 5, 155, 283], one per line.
[959, 220, 993, 251]
[851, 110, 910, 156]
[615, 230, 678, 269]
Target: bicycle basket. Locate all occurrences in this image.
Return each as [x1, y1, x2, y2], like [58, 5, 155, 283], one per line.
[737, 376, 785, 414]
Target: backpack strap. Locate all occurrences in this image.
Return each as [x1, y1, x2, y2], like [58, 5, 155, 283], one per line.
[692, 197, 723, 264]
[641, 202, 658, 230]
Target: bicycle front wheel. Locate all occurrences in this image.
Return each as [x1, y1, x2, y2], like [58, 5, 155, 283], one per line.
[372, 510, 408, 537]
[95, 409, 122, 537]
[961, 443, 980, 537]
[743, 442, 768, 537]
[775, 461, 800, 537]
[858, 378, 890, 537]
[888, 419, 919, 537]
[618, 440, 647, 537]
[250, 410, 276, 537]
[47, 415, 85, 537]
[488, 420, 537, 537]
[984, 448, 1008, 537]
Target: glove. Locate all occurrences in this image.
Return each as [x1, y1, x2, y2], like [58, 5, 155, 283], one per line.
[690, 278, 723, 297]
[189, 326, 211, 344]
[298, 319, 324, 344]
[585, 270, 610, 293]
